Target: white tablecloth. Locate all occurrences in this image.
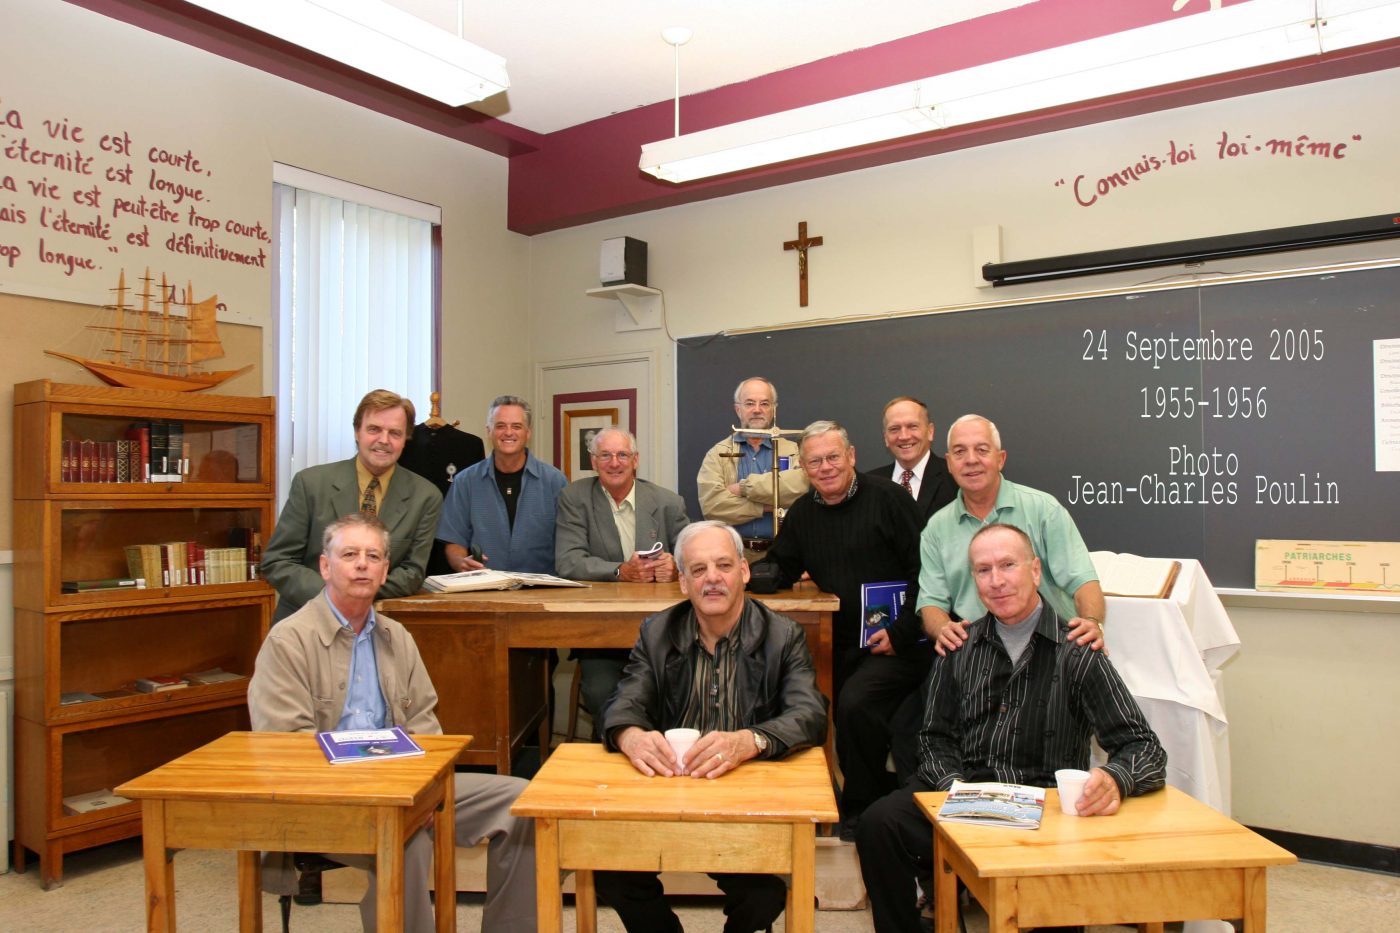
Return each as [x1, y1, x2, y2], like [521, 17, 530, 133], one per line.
[1100, 559, 1239, 933]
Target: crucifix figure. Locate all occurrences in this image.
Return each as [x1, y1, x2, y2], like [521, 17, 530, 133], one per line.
[783, 221, 824, 307]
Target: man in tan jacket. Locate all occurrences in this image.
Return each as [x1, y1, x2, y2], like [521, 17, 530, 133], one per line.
[248, 512, 535, 932]
[695, 376, 808, 562]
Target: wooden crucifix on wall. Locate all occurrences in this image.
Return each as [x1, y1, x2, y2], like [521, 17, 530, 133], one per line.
[783, 221, 823, 307]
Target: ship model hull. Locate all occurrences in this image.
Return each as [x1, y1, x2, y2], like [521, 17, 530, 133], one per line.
[44, 350, 251, 393]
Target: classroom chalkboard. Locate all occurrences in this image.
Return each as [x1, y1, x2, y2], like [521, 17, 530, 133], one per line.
[677, 264, 1400, 590]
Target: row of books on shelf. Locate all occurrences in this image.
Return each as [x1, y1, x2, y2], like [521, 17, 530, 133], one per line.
[59, 668, 248, 706]
[62, 421, 190, 483]
[62, 534, 262, 592]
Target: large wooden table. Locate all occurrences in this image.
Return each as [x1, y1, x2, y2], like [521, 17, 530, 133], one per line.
[918, 786, 1296, 933]
[115, 731, 468, 932]
[511, 742, 839, 933]
[378, 583, 838, 773]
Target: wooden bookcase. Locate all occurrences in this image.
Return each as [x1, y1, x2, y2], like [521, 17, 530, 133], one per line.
[11, 380, 276, 887]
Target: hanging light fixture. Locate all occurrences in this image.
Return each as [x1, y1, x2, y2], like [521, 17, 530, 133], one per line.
[640, 0, 1400, 184]
[183, 0, 509, 106]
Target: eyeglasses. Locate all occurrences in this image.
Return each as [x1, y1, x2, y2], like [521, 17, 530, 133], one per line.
[592, 451, 636, 463]
[801, 452, 847, 470]
[739, 400, 773, 410]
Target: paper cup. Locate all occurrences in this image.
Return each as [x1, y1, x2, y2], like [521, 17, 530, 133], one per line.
[1055, 768, 1090, 815]
[664, 728, 700, 774]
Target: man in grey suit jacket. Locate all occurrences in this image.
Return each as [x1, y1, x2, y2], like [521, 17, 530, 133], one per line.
[263, 389, 443, 624]
[555, 426, 689, 725]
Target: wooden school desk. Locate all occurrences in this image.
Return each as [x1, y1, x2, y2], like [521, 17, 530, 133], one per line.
[918, 786, 1296, 933]
[116, 731, 468, 932]
[510, 742, 840, 933]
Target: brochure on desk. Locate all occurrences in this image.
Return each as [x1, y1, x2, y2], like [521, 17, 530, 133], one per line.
[936, 780, 1045, 830]
[317, 726, 425, 764]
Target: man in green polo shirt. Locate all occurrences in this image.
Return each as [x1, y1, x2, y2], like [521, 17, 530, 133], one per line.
[916, 414, 1107, 655]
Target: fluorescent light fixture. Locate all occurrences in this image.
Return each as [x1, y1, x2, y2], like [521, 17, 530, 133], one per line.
[185, 0, 508, 106]
[641, 0, 1400, 183]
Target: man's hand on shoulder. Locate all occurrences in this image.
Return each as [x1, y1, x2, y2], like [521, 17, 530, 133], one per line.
[1066, 616, 1106, 653]
[616, 726, 679, 777]
[932, 619, 969, 656]
[685, 729, 759, 780]
[1076, 767, 1123, 816]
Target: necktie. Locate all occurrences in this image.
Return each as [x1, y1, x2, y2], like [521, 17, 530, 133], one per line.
[361, 476, 380, 515]
[900, 469, 915, 496]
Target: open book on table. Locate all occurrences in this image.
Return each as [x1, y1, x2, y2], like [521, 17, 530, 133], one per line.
[1089, 551, 1182, 599]
[422, 569, 588, 593]
[935, 780, 1045, 830]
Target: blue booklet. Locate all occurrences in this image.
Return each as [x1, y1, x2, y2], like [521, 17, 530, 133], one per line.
[317, 726, 425, 764]
[860, 580, 908, 647]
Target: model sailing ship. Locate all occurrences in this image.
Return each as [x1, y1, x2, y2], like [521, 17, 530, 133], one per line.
[46, 268, 252, 392]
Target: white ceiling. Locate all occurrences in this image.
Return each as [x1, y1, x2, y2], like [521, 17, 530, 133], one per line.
[387, 0, 1035, 133]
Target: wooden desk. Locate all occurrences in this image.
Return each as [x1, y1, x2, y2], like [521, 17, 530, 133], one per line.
[917, 786, 1296, 933]
[378, 583, 838, 773]
[511, 743, 839, 933]
[115, 731, 468, 933]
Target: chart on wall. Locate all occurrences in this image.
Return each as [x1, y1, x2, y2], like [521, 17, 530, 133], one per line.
[677, 264, 1400, 589]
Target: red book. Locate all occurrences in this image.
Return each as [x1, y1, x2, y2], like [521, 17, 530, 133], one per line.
[79, 439, 95, 483]
[126, 424, 151, 482]
[61, 439, 75, 482]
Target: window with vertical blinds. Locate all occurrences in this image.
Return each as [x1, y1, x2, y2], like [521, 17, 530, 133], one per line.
[272, 167, 438, 509]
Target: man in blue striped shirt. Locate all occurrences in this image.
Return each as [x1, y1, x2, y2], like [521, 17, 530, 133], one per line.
[857, 523, 1166, 933]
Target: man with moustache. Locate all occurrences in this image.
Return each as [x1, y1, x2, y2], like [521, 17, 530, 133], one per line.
[696, 376, 808, 561]
[857, 524, 1165, 933]
[250, 513, 537, 933]
[555, 426, 689, 727]
[263, 389, 442, 625]
[755, 420, 926, 839]
[437, 395, 567, 574]
[867, 396, 958, 524]
[916, 414, 1106, 657]
[599, 520, 827, 933]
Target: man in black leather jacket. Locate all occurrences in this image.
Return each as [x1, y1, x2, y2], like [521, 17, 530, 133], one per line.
[599, 520, 828, 933]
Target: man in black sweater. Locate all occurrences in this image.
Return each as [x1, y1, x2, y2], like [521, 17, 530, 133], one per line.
[754, 420, 928, 839]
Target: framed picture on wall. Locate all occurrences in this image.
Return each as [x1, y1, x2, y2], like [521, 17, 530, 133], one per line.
[553, 389, 637, 481]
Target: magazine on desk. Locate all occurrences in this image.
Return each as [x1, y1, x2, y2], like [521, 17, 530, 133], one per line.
[317, 726, 425, 764]
[422, 569, 588, 593]
[935, 780, 1046, 830]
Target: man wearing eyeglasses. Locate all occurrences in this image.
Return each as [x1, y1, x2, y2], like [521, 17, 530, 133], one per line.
[696, 376, 808, 562]
[916, 414, 1106, 658]
[752, 420, 927, 840]
[555, 426, 689, 729]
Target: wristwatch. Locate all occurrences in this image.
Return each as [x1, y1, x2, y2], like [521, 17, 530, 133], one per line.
[750, 729, 770, 756]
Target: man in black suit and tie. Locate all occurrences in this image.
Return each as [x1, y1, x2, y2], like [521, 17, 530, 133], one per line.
[555, 426, 689, 725]
[263, 389, 442, 624]
[866, 396, 957, 525]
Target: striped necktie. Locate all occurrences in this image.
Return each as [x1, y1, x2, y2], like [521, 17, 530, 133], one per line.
[900, 469, 914, 496]
[361, 476, 380, 515]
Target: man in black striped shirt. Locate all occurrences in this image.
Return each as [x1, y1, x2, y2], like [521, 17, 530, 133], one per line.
[857, 523, 1166, 933]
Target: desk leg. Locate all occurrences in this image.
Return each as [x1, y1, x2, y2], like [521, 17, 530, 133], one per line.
[141, 800, 176, 933]
[984, 880, 1017, 933]
[376, 810, 406, 933]
[534, 818, 563, 933]
[237, 851, 263, 933]
[434, 779, 458, 933]
[1242, 866, 1267, 932]
[932, 829, 958, 933]
[575, 869, 597, 933]
[494, 617, 514, 774]
[788, 822, 816, 933]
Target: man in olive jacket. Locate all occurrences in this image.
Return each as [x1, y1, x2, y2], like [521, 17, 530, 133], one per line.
[599, 520, 828, 933]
